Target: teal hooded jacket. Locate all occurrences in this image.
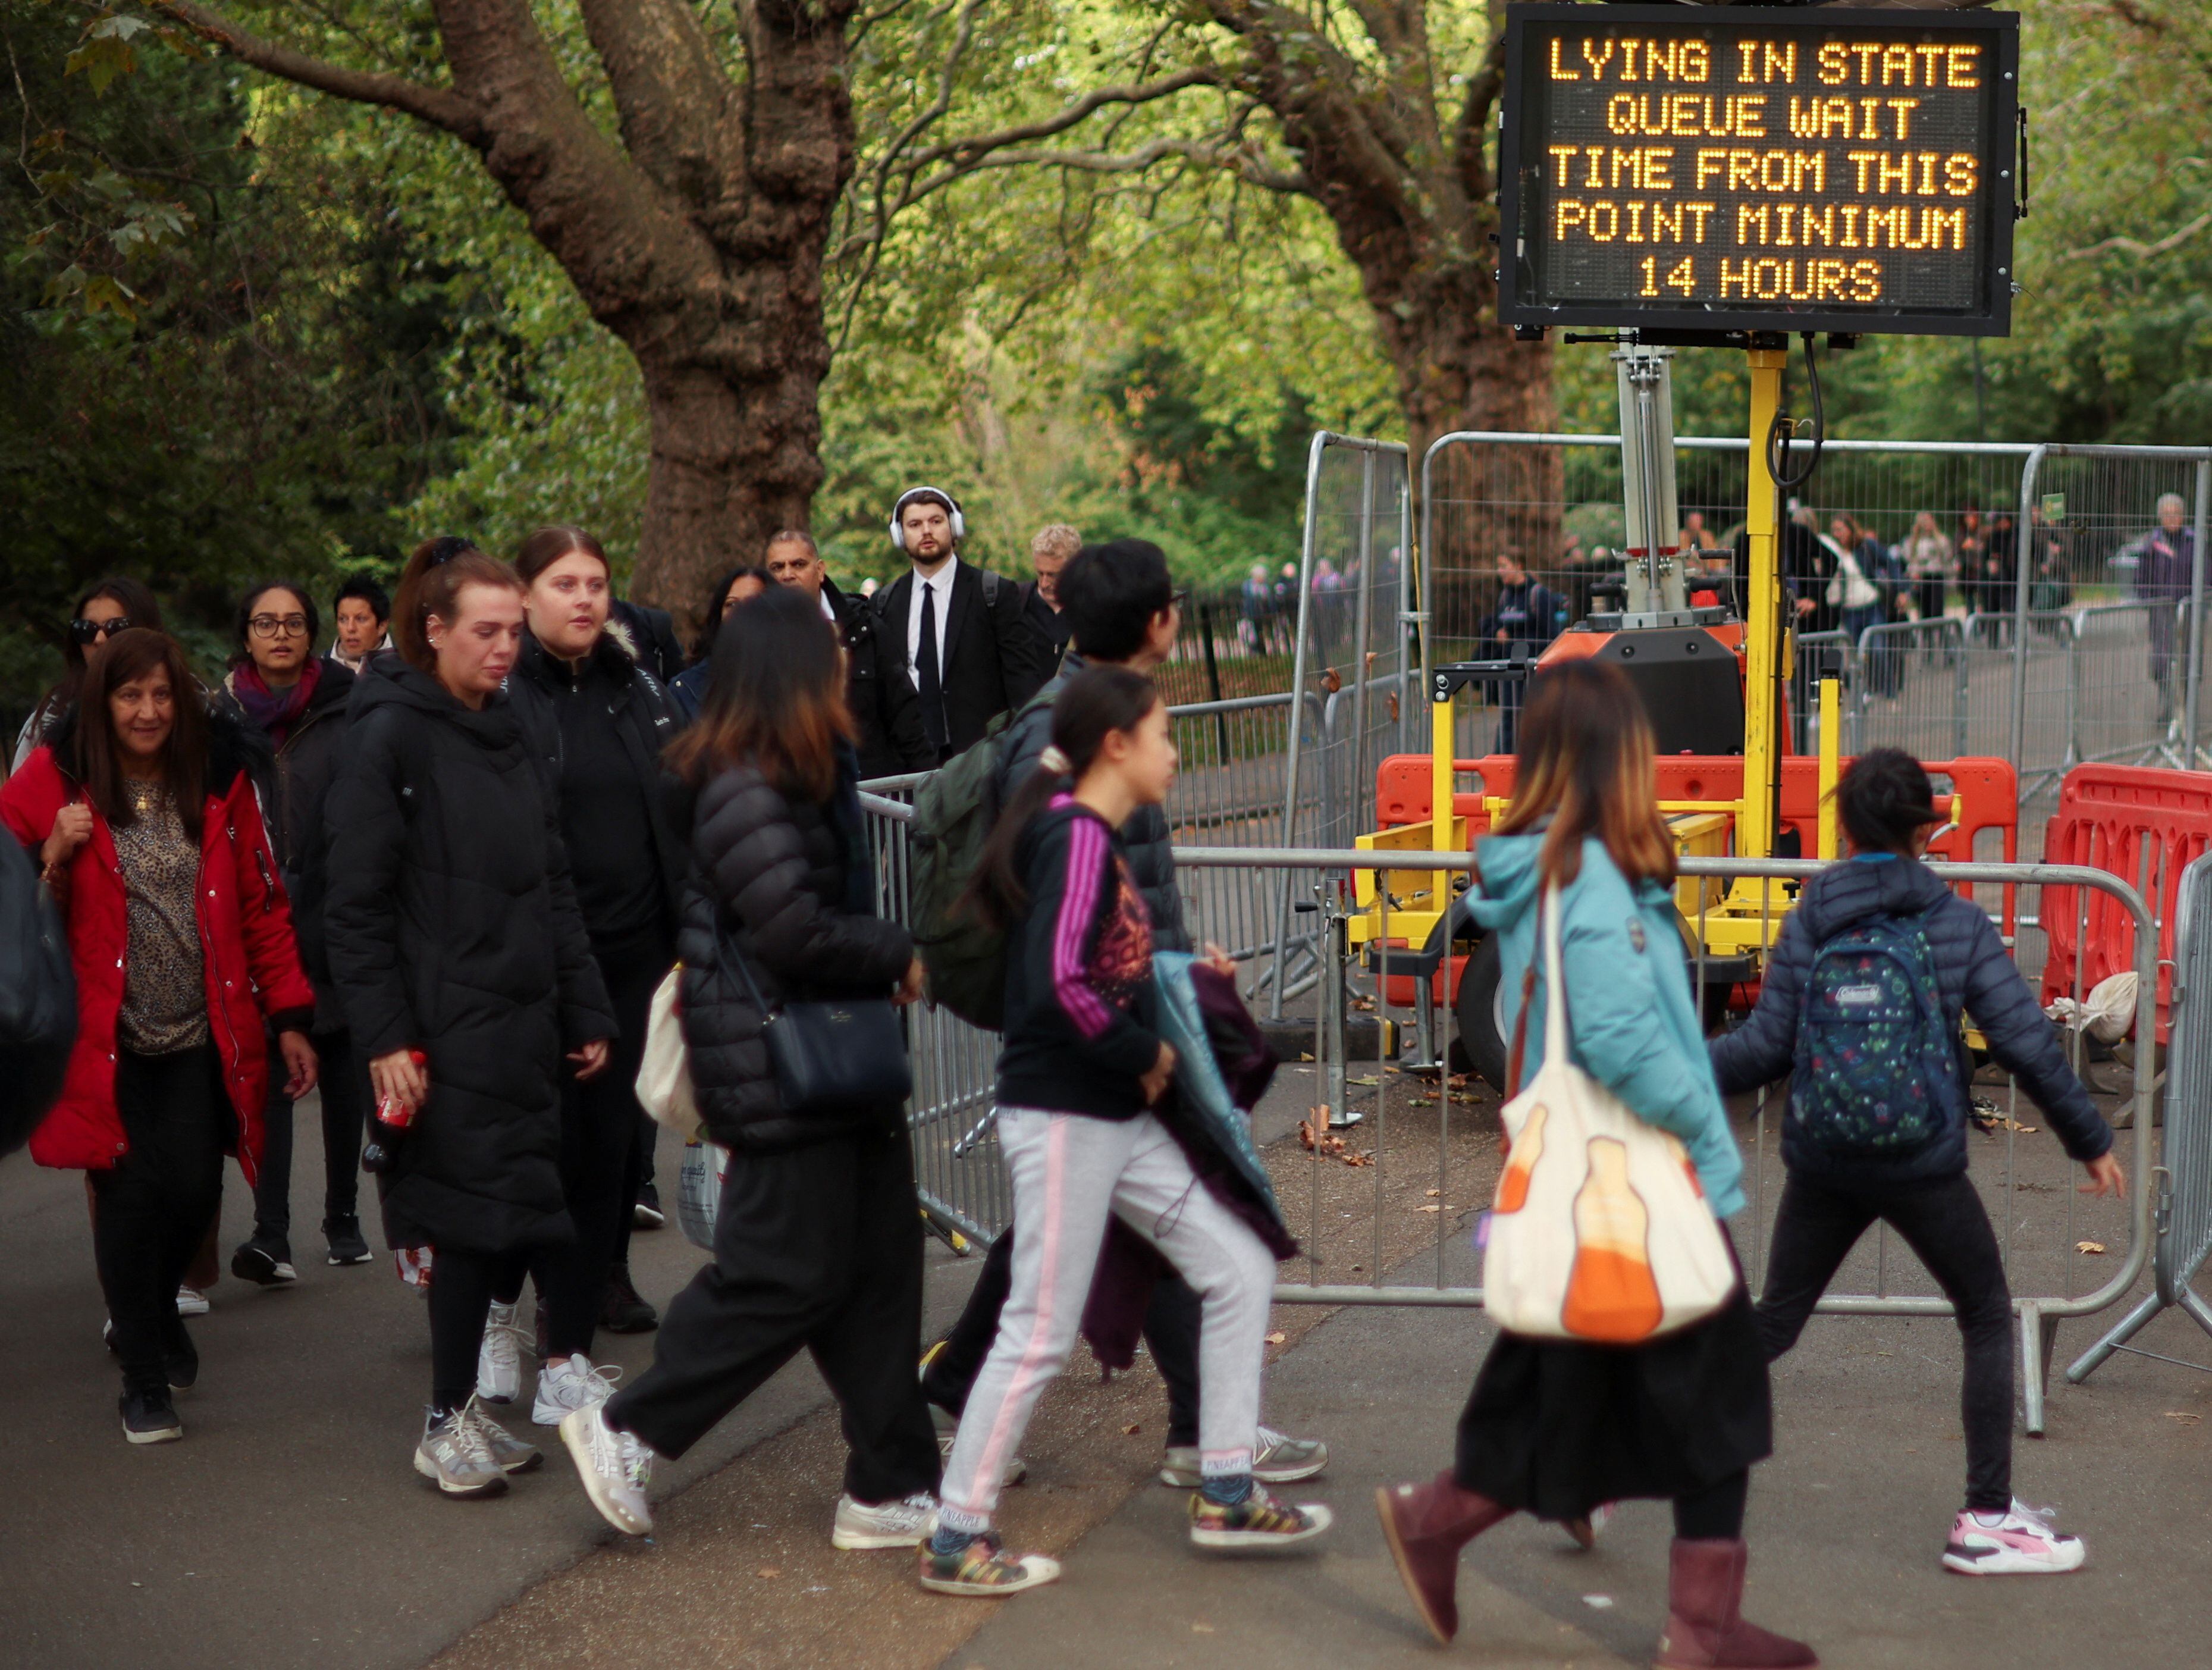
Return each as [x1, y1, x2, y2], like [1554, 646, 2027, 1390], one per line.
[1471, 831, 1746, 1218]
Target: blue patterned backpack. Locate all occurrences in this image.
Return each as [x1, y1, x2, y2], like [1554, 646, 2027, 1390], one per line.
[1790, 911, 1962, 1156]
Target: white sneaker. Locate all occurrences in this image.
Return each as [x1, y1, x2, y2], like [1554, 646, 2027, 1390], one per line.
[1161, 1425, 1329, 1487]
[477, 1301, 530, 1405]
[174, 1286, 209, 1317]
[1942, 1499, 2087, 1575]
[532, 1355, 621, 1427]
[560, 1405, 654, 1536]
[416, 1403, 508, 1497]
[832, 1491, 938, 1550]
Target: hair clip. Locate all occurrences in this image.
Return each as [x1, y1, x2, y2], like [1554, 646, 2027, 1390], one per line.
[1040, 745, 1072, 773]
[425, 535, 475, 566]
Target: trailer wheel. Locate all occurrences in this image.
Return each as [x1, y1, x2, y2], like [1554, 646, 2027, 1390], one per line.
[1455, 933, 1511, 1091]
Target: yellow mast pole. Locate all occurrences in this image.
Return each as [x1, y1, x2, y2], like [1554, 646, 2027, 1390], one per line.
[1739, 346, 1789, 863]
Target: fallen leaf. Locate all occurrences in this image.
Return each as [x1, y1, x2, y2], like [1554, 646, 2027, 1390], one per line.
[1121, 1422, 1141, 1436]
[755, 1566, 782, 1579]
[1417, 1203, 1442, 1214]
[2076, 1240, 2107, 1255]
[1425, 1188, 1441, 1198]
[2163, 1411, 2202, 1425]
[1192, 1622, 1216, 1634]
[1265, 1331, 1287, 1345]
[1343, 1151, 1373, 1167]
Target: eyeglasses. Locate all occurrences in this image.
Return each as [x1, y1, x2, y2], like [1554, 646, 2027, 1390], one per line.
[1169, 589, 1190, 613]
[69, 616, 130, 645]
[249, 615, 311, 638]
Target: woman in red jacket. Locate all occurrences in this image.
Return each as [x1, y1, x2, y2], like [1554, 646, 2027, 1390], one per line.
[0, 629, 316, 1445]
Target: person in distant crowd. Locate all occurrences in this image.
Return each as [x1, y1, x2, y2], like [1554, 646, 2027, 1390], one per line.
[213, 582, 372, 1277]
[561, 586, 937, 1549]
[2139, 493, 2197, 725]
[325, 535, 614, 1499]
[498, 526, 686, 1411]
[1981, 512, 2020, 646]
[1682, 510, 1720, 554]
[1711, 748, 2122, 1577]
[2, 629, 317, 1445]
[13, 579, 165, 775]
[1830, 516, 1899, 697]
[1375, 660, 1808, 1669]
[1955, 507, 1988, 626]
[331, 575, 393, 673]
[1024, 524, 1080, 662]
[918, 539, 1328, 1497]
[878, 487, 1050, 763]
[1479, 549, 1561, 754]
[1239, 560, 1273, 651]
[670, 567, 773, 722]
[1903, 511, 1956, 631]
[765, 529, 935, 778]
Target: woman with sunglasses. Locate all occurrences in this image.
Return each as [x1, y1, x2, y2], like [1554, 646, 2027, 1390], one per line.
[213, 582, 374, 1279]
[12, 579, 165, 776]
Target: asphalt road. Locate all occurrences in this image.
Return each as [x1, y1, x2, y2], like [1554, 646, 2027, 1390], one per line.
[0, 1103, 983, 1670]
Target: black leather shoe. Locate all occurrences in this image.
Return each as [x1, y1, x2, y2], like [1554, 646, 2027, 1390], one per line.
[601, 1265, 658, 1334]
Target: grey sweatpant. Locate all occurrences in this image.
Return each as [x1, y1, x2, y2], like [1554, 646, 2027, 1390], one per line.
[937, 1108, 1279, 1528]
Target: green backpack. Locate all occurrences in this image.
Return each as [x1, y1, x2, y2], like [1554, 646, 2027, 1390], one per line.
[910, 690, 1056, 1030]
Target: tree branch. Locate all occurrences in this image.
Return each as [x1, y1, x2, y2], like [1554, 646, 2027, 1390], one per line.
[2066, 209, 2212, 261]
[146, 1, 485, 142]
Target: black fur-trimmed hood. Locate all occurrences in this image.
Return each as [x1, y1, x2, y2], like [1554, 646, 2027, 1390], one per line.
[41, 689, 271, 801]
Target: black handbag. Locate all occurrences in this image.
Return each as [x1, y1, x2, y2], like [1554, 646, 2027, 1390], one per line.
[719, 923, 912, 1118]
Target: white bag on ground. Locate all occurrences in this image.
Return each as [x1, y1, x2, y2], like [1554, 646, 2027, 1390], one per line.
[2044, 970, 2138, 1044]
[1482, 885, 1737, 1343]
[676, 1139, 729, 1252]
[636, 964, 704, 1141]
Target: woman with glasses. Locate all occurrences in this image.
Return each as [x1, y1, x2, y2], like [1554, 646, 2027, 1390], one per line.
[12, 579, 165, 776]
[0, 629, 317, 1443]
[213, 582, 375, 1279]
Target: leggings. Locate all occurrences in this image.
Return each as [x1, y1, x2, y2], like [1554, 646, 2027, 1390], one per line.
[1674, 1470, 1748, 1540]
[430, 1247, 530, 1414]
[937, 1109, 1278, 1530]
[1755, 1170, 2012, 1512]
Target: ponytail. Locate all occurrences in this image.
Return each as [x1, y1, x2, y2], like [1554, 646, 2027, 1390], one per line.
[960, 665, 1160, 932]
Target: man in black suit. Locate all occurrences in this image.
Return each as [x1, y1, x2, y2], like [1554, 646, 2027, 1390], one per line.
[1024, 522, 1079, 662]
[877, 486, 1051, 762]
[763, 529, 936, 779]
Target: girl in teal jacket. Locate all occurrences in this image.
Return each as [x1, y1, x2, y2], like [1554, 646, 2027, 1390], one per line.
[1375, 659, 1814, 1670]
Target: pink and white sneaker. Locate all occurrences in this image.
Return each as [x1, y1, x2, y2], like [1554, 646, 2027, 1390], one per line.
[1941, 1499, 2087, 1575]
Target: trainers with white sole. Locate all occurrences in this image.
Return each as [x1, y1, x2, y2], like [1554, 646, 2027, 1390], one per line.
[477, 1301, 530, 1405]
[832, 1492, 938, 1550]
[1161, 1425, 1328, 1487]
[1942, 1499, 2087, 1575]
[1188, 1485, 1333, 1551]
[174, 1286, 209, 1317]
[917, 1532, 1060, 1596]
[416, 1403, 509, 1497]
[560, 1405, 654, 1536]
[532, 1355, 621, 1427]
[466, 1398, 543, 1475]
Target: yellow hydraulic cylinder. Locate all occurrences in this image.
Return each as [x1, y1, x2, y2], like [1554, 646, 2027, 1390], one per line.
[1739, 347, 1789, 862]
[1817, 676, 1840, 860]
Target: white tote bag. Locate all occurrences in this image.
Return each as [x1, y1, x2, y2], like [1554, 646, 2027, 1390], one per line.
[1482, 886, 1737, 1343]
[636, 965, 704, 1142]
[676, 1138, 729, 1252]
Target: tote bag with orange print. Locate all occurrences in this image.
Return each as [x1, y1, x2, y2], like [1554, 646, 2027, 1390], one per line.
[1482, 886, 1736, 1343]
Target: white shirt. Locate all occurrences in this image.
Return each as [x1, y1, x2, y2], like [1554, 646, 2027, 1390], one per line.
[905, 562, 955, 675]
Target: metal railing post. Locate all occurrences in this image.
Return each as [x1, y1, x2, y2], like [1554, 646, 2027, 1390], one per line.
[2010, 445, 2046, 775]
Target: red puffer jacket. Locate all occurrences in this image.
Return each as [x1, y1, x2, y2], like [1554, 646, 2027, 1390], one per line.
[0, 716, 314, 1183]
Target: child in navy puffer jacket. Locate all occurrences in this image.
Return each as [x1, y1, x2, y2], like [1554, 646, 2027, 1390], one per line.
[1711, 748, 2125, 1577]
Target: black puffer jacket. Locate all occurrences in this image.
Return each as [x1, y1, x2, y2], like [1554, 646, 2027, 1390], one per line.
[1711, 854, 2111, 1188]
[677, 750, 913, 1152]
[506, 626, 685, 940]
[212, 656, 355, 1029]
[991, 650, 1191, 952]
[324, 657, 616, 1254]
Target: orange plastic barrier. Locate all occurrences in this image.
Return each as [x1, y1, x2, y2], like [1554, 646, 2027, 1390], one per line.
[2038, 764, 2212, 1045]
[1374, 753, 2019, 867]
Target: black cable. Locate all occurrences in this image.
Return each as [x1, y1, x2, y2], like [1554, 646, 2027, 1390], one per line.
[1767, 331, 1824, 491]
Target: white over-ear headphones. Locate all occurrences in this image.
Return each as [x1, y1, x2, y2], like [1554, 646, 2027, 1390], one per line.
[889, 486, 965, 552]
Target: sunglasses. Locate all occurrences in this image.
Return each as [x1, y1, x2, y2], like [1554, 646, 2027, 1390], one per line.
[70, 616, 131, 646]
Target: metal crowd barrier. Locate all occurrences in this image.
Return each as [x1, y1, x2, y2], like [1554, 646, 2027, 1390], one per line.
[2068, 848, 2212, 1387]
[1176, 849, 2158, 1433]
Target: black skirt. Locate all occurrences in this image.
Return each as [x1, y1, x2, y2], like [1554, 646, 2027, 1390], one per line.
[1454, 1235, 1771, 1520]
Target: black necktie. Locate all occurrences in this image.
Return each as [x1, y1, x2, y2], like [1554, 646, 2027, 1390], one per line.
[917, 580, 947, 757]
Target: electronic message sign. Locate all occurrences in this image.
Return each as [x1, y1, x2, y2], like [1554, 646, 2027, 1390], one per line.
[1498, 5, 2019, 336]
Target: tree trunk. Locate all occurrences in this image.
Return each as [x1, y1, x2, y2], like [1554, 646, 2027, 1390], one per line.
[631, 356, 826, 624]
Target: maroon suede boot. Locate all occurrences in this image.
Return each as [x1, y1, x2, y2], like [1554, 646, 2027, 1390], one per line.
[1373, 1472, 1513, 1645]
[1656, 1539, 1820, 1668]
